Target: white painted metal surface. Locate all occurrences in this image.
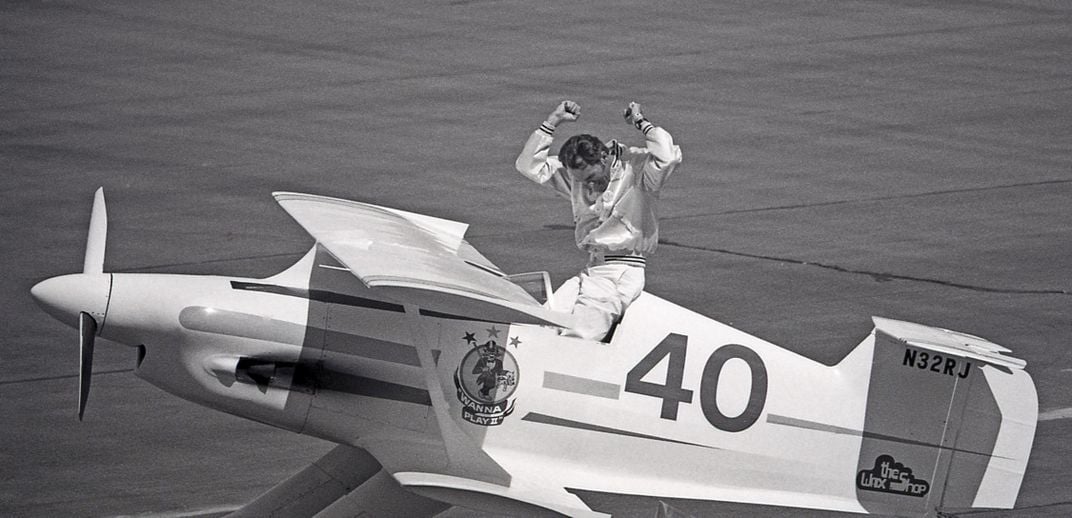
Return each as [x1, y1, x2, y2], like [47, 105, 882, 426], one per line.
[29, 192, 1038, 517]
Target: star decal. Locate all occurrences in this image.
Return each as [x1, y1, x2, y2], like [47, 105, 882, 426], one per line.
[486, 327, 501, 338]
[463, 332, 476, 344]
[510, 336, 522, 347]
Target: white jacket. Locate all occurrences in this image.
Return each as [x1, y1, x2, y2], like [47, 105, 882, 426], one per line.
[514, 121, 682, 258]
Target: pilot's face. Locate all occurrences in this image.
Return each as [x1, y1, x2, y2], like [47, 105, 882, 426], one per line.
[569, 162, 609, 195]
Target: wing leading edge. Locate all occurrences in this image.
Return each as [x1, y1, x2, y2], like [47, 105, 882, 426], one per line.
[228, 444, 449, 517]
[273, 192, 575, 328]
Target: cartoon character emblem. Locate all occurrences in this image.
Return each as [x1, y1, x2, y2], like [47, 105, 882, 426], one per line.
[454, 329, 519, 426]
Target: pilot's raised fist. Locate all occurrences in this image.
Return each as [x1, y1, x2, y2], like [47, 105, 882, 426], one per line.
[547, 100, 580, 126]
[623, 101, 646, 129]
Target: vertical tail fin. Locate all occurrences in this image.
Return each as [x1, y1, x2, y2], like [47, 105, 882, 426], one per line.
[852, 317, 1037, 516]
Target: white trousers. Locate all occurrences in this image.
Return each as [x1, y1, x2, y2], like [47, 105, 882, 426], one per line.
[551, 263, 646, 341]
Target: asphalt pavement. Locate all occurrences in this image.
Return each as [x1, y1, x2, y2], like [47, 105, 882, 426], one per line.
[2, 1, 1069, 516]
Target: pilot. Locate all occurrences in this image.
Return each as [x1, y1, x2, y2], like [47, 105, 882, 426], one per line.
[514, 100, 682, 341]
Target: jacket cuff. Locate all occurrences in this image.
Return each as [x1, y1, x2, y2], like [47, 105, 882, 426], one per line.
[538, 121, 556, 136]
[635, 119, 655, 135]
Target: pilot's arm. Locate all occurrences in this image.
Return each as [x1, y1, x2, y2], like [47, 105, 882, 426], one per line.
[514, 102, 576, 198]
[624, 102, 683, 192]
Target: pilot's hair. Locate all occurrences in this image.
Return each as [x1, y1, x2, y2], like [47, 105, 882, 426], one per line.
[558, 134, 607, 170]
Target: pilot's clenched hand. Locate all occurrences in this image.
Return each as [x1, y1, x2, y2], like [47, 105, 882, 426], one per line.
[623, 101, 647, 129]
[546, 100, 580, 127]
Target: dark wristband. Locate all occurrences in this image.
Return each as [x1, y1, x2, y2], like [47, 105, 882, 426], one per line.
[634, 118, 654, 135]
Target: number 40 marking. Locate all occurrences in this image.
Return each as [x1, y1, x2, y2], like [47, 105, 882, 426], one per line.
[624, 333, 768, 433]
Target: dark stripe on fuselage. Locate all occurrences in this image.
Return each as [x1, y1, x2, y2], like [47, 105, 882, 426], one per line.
[311, 369, 432, 407]
[231, 281, 405, 313]
[766, 414, 1001, 458]
[417, 308, 505, 323]
[180, 305, 423, 367]
[522, 412, 718, 450]
[322, 331, 422, 367]
[232, 281, 498, 323]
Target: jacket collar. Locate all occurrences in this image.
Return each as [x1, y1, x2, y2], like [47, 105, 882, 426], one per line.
[607, 139, 624, 169]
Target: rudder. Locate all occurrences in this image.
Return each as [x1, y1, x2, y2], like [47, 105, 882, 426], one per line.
[853, 317, 1037, 517]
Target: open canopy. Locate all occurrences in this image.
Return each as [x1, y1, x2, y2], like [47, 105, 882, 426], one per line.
[274, 192, 575, 328]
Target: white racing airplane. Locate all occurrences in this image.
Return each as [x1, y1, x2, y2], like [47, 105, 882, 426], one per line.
[32, 189, 1038, 517]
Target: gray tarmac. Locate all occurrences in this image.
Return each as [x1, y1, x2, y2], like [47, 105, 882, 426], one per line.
[1, 0, 1069, 516]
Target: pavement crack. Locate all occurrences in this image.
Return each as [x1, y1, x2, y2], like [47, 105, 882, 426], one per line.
[116, 252, 306, 273]
[659, 238, 1070, 296]
[666, 178, 1072, 220]
[945, 499, 1072, 515]
[0, 368, 133, 386]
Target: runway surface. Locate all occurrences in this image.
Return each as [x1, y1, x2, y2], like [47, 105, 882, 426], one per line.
[2, 0, 1069, 516]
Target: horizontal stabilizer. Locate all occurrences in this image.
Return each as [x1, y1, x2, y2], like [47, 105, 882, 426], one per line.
[872, 317, 1025, 369]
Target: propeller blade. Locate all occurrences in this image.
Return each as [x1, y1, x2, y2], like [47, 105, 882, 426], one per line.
[78, 311, 97, 421]
[83, 187, 107, 274]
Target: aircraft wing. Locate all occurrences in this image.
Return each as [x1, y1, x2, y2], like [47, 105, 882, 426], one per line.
[273, 192, 575, 328]
[228, 444, 450, 517]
